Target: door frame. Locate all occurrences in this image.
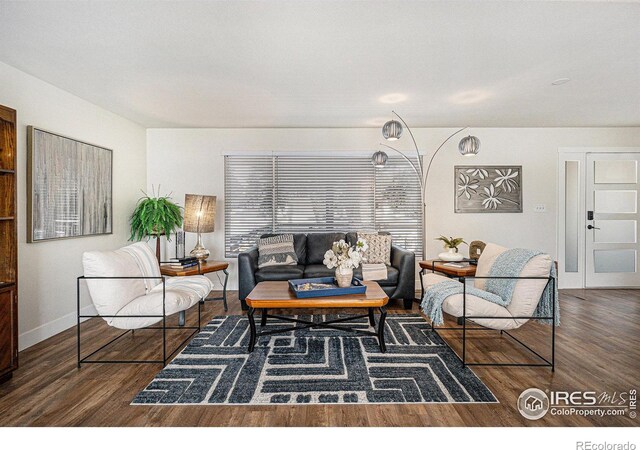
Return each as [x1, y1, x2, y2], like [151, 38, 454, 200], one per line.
[557, 147, 640, 289]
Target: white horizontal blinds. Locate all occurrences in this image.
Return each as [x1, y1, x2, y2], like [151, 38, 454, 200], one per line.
[274, 157, 375, 233]
[374, 157, 422, 257]
[224, 155, 423, 257]
[224, 156, 274, 257]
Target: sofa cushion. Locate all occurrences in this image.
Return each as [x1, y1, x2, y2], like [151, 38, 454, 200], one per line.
[303, 264, 335, 279]
[354, 266, 399, 286]
[109, 275, 212, 329]
[349, 231, 389, 249]
[304, 265, 400, 286]
[82, 248, 146, 317]
[121, 242, 162, 291]
[474, 243, 508, 290]
[345, 232, 359, 246]
[306, 232, 346, 264]
[358, 232, 392, 265]
[423, 273, 519, 330]
[255, 264, 305, 282]
[257, 234, 298, 268]
[260, 233, 307, 263]
[507, 253, 552, 327]
[474, 243, 552, 327]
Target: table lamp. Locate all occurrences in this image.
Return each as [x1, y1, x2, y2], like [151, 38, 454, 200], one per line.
[184, 194, 217, 261]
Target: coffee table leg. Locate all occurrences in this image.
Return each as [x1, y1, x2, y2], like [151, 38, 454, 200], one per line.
[247, 307, 257, 352]
[377, 306, 387, 353]
[261, 308, 268, 327]
[368, 308, 376, 327]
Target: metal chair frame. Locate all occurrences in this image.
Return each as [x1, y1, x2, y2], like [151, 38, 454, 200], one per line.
[422, 264, 556, 371]
[77, 275, 202, 368]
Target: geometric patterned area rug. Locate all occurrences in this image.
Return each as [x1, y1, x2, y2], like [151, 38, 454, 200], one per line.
[132, 314, 497, 405]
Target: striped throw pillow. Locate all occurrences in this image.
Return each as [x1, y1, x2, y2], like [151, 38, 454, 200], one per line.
[257, 234, 298, 269]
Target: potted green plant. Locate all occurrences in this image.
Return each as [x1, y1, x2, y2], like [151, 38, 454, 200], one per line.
[130, 187, 183, 260]
[435, 235, 467, 262]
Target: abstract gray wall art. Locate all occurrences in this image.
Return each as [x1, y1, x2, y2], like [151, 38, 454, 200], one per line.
[454, 165, 522, 213]
[27, 127, 113, 242]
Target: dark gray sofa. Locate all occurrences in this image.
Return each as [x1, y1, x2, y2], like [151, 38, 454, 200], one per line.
[238, 232, 415, 310]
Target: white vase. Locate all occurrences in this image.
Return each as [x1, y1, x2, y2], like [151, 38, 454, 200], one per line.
[335, 267, 353, 288]
[438, 247, 464, 262]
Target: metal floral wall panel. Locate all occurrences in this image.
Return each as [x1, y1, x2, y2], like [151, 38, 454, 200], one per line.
[454, 165, 522, 213]
[27, 127, 113, 242]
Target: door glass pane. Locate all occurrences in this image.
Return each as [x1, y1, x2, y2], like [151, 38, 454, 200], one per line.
[594, 220, 637, 243]
[565, 161, 579, 272]
[594, 160, 637, 184]
[595, 190, 637, 213]
[594, 249, 636, 273]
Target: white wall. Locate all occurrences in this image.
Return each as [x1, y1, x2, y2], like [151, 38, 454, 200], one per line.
[2, 58, 636, 350]
[0, 62, 147, 350]
[147, 126, 640, 293]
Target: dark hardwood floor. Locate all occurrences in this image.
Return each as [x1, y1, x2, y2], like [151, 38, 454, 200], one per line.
[0, 289, 638, 426]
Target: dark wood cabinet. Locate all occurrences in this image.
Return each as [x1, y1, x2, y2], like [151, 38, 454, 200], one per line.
[0, 288, 17, 379]
[0, 104, 18, 383]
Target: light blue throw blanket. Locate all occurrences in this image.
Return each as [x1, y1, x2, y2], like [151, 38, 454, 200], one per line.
[421, 248, 559, 326]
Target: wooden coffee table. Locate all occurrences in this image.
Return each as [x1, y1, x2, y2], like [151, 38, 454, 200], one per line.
[245, 281, 389, 353]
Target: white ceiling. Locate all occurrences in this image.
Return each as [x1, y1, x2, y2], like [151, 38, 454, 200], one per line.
[1, 1, 639, 128]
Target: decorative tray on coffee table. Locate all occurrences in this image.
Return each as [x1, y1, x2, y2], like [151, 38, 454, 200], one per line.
[288, 277, 367, 298]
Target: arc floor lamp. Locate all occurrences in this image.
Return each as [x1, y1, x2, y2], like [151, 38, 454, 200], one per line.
[371, 111, 481, 258]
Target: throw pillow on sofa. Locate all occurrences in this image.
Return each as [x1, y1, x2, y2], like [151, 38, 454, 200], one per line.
[258, 234, 299, 268]
[358, 232, 392, 265]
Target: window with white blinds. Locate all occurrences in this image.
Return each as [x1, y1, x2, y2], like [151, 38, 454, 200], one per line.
[224, 156, 274, 256]
[224, 155, 422, 257]
[275, 157, 375, 233]
[374, 157, 422, 254]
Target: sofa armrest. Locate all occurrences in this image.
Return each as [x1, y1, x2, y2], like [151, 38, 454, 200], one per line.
[391, 244, 413, 268]
[390, 244, 416, 301]
[238, 246, 259, 306]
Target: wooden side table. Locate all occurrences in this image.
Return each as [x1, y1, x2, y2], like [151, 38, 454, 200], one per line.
[160, 260, 229, 311]
[418, 259, 477, 299]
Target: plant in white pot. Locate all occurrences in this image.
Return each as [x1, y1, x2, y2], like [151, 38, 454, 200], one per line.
[323, 239, 368, 287]
[435, 235, 466, 262]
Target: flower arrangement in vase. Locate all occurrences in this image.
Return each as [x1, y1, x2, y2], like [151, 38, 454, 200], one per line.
[323, 238, 368, 287]
[435, 235, 466, 262]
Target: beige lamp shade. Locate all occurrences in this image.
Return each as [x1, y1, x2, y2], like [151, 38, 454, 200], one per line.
[184, 194, 216, 233]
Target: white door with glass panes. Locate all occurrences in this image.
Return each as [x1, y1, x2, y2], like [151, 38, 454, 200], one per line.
[585, 153, 640, 288]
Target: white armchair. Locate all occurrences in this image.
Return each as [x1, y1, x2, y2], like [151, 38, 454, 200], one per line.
[423, 243, 557, 370]
[78, 242, 213, 366]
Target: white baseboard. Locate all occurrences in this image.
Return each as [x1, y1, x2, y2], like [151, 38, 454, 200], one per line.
[19, 304, 97, 351]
